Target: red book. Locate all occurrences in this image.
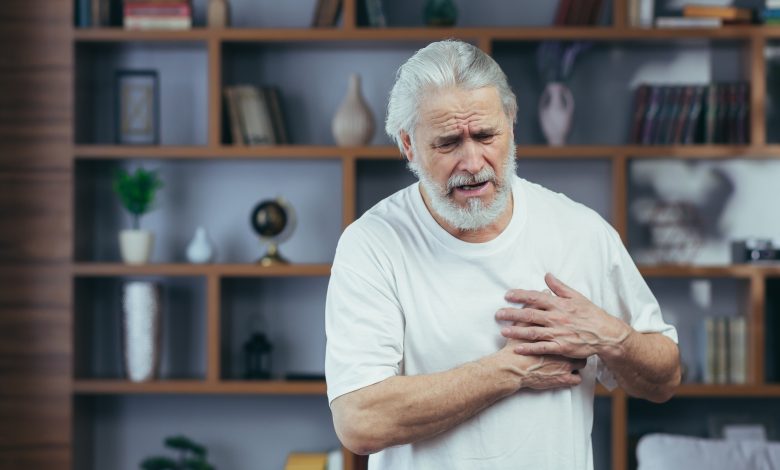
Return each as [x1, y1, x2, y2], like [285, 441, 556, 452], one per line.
[554, 0, 573, 26]
[124, 3, 191, 17]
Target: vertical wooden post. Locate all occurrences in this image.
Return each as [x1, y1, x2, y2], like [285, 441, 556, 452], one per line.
[612, 154, 629, 244]
[750, 35, 767, 147]
[208, 37, 222, 148]
[478, 36, 493, 56]
[342, 155, 357, 229]
[611, 390, 628, 470]
[207, 274, 221, 382]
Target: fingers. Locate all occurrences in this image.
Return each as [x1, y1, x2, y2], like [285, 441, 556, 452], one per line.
[501, 325, 556, 342]
[513, 341, 561, 356]
[544, 273, 580, 300]
[496, 308, 552, 326]
[504, 289, 557, 309]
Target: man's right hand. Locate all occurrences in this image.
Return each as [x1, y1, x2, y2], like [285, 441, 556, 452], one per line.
[491, 333, 586, 391]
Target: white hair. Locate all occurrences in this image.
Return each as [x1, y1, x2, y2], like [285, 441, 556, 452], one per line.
[385, 39, 518, 155]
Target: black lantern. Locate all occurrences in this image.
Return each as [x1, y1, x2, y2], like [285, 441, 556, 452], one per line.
[243, 332, 273, 380]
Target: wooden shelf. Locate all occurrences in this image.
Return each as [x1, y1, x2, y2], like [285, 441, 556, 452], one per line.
[71, 263, 332, 277]
[72, 144, 780, 161]
[670, 384, 780, 397]
[73, 26, 780, 43]
[72, 379, 327, 395]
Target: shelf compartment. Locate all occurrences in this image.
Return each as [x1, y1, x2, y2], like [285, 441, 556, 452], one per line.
[74, 394, 339, 470]
[73, 379, 327, 394]
[74, 159, 342, 264]
[74, 276, 207, 381]
[493, 39, 751, 147]
[627, 158, 780, 267]
[71, 263, 332, 277]
[220, 277, 329, 381]
[220, 41, 438, 146]
[75, 42, 208, 146]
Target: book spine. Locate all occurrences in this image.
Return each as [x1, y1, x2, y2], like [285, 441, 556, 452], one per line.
[704, 84, 718, 144]
[124, 16, 192, 29]
[554, 0, 573, 26]
[715, 317, 728, 385]
[728, 317, 747, 384]
[641, 86, 661, 145]
[654, 17, 722, 28]
[365, 0, 387, 27]
[77, 0, 92, 27]
[630, 84, 649, 144]
[125, 4, 192, 16]
[703, 317, 715, 384]
[224, 87, 246, 146]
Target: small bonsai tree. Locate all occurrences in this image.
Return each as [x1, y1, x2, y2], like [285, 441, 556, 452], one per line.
[113, 167, 164, 230]
[140, 435, 215, 470]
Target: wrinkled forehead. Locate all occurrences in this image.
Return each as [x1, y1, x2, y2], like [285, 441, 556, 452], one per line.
[416, 86, 508, 134]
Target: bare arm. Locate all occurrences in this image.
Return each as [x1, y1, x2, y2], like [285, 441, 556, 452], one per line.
[331, 341, 586, 455]
[498, 273, 681, 404]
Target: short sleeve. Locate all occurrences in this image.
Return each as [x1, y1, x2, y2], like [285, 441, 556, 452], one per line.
[595, 224, 679, 390]
[325, 223, 405, 405]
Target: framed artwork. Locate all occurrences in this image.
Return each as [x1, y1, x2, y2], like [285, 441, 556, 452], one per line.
[116, 70, 159, 145]
[708, 413, 776, 441]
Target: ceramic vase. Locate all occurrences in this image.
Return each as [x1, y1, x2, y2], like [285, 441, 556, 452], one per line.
[423, 0, 458, 26]
[119, 229, 154, 264]
[186, 226, 216, 263]
[207, 0, 230, 28]
[538, 82, 574, 147]
[122, 281, 161, 382]
[332, 74, 375, 146]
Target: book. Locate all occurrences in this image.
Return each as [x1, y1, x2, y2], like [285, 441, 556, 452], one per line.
[124, 16, 192, 30]
[683, 5, 753, 22]
[630, 84, 650, 143]
[233, 85, 276, 146]
[264, 86, 289, 145]
[704, 83, 718, 143]
[728, 317, 747, 384]
[77, 0, 92, 27]
[223, 87, 245, 146]
[315, 0, 343, 27]
[715, 317, 728, 384]
[638, 0, 654, 27]
[124, 3, 191, 17]
[553, 0, 573, 25]
[683, 86, 705, 144]
[702, 317, 716, 384]
[640, 85, 662, 144]
[655, 16, 723, 28]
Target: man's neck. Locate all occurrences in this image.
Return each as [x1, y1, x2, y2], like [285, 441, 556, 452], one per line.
[419, 186, 514, 243]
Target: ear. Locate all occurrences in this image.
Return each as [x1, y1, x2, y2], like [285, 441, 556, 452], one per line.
[400, 130, 414, 163]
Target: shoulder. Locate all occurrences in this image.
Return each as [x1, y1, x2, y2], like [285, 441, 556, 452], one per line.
[335, 183, 417, 268]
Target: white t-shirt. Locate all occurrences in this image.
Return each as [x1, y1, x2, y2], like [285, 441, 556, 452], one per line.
[325, 176, 678, 470]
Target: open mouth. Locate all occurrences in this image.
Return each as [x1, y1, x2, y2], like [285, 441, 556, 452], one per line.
[456, 181, 489, 192]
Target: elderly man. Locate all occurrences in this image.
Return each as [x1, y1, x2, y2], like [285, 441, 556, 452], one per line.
[325, 40, 680, 469]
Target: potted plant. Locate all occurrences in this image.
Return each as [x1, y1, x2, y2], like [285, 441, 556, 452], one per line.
[141, 435, 216, 470]
[113, 167, 163, 264]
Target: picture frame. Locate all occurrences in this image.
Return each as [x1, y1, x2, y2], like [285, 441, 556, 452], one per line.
[115, 70, 160, 145]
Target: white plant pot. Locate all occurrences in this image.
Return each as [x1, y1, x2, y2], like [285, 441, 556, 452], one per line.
[119, 229, 154, 265]
[538, 82, 574, 147]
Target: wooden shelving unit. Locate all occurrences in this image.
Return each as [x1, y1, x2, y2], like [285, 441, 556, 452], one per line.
[70, 0, 780, 469]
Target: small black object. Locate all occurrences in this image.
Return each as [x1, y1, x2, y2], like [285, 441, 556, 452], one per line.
[244, 332, 273, 380]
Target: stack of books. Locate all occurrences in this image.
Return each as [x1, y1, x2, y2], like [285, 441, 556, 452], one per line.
[762, 0, 780, 25]
[223, 85, 288, 146]
[553, 0, 609, 26]
[123, 0, 193, 30]
[630, 82, 750, 145]
[700, 316, 747, 385]
[656, 4, 754, 28]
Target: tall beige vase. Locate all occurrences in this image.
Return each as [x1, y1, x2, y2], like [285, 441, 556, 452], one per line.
[331, 73, 375, 146]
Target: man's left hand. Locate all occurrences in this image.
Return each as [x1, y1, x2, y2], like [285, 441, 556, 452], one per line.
[496, 273, 632, 359]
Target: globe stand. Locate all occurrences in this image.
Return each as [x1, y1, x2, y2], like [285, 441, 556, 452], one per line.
[256, 242, 289, 266]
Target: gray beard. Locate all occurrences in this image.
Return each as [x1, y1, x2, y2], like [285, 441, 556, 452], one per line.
[409, 142, 517, 232]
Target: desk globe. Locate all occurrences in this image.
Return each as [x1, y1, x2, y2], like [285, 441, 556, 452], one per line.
[250, 198, 296, 266]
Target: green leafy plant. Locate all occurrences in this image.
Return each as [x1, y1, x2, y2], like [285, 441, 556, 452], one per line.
[140, 435, 215, 470]
[112, 167, 164, 230]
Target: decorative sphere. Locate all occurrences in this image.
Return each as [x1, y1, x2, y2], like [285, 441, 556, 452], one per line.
[251, 200, 288, 238]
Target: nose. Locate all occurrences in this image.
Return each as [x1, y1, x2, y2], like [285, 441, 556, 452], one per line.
[456, 138, 485, 175]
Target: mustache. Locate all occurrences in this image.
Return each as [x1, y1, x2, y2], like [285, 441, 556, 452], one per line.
[446, 167, 497, 193]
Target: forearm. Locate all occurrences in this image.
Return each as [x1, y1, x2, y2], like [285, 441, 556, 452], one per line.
[333, 352, 520, 455]
[599, 327, 681, 403]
